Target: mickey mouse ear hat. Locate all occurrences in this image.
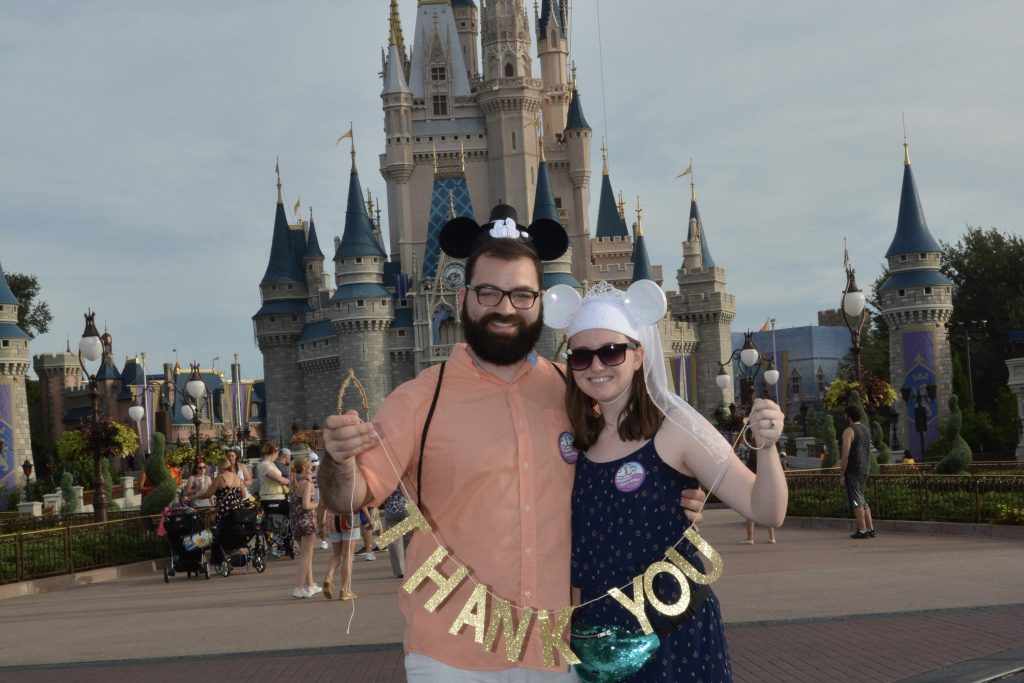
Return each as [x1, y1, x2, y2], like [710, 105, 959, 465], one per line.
[439, 203, 569, 261]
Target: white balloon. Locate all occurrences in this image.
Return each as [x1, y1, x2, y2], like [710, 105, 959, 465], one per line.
[542, 285, 582, 329]
[623, 280, 667, 325]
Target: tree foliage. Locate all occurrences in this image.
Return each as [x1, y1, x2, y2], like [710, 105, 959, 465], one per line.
[942, 227, 1024, 418]
[5, 272, 53, 338]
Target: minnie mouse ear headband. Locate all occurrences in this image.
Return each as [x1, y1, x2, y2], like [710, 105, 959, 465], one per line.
[439, 203, 569, 261]
[543, 280, 667, 339]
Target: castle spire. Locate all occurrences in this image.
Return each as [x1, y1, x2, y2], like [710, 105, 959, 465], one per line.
[631, 196, 655, 283]
[594, 145, 627, 239]
[885, 139, 941, 258]
[335, 153, 387, 261]
[601, 138, 609, 176]
[261, 160, 304, 284]
[275, 157, 282, 204]
[388, 0, 406, 56]
[687, 170, 716, 268]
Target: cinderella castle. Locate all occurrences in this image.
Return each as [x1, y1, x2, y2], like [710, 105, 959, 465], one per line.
[252, 0, 954, 458]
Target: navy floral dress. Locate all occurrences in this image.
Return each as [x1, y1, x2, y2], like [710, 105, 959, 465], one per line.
[571, 439, 732, 682]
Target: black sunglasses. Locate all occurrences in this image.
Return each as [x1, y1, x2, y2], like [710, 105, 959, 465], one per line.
[566, 342, 639, 372]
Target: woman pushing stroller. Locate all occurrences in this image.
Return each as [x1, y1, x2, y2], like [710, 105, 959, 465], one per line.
[183, 461, 247, 567]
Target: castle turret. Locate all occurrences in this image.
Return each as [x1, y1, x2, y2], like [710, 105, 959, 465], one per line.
[631, 202, 656, 284]
[671, 177, 736, 416]
[478, 0, 543, 217]
[879, 141, 954, 460]
[330, 146, 394, 417]
[451, 0, 480, 80]
[253, 165, 309, 441]
[563, 72, 593, 282]
[303, 208, 327, 308]
[382, 9, 415, 266]
[536, 0, 569, 145]
[0, 261, 32, 503]
[590, 143, 634, 288]
[33, 345, 81, 447]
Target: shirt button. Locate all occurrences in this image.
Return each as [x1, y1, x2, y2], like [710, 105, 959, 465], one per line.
[522, 462, 529, 469]
[524, 590, 532, 598]
[524, 505, 530, 512]
[525, 548, 532, 556]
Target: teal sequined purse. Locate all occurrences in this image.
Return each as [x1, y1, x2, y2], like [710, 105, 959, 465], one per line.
[570, 624, 660, 683]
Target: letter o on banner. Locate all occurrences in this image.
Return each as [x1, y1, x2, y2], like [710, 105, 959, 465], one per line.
[643, 561, 692, 617]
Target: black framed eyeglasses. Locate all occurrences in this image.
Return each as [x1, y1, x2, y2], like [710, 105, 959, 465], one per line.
[566, 342, 639, 372]
[468, 285, 540, 310]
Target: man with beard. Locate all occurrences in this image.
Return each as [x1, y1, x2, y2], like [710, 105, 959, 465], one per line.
[319, 206, 704, 681]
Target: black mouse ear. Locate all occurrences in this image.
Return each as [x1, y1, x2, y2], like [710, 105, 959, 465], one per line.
[526, 218, 569, 260]
[439, 217, 484, 259]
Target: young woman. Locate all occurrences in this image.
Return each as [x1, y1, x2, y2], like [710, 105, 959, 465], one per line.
[545, 281, 788, 683]
[181, 462, 212, 508]
[288, 455, 321, 598]
[317, 502, 360, 600]
[183, 462, 247, 568]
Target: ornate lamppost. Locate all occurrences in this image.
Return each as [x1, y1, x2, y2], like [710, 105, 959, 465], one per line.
[840, 260, 868, 385]
[901, 384, 937, 462]
[175, 363, 213, 470]
[21, 458, 33, 501]
[77, 310, 108, 522]
[717, 331, 780, 413]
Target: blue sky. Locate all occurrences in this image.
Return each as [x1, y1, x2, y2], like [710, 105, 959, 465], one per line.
[2, 1, 1021, 381]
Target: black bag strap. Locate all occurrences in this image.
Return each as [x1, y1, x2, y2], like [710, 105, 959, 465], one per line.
[415, 361, 446, 508]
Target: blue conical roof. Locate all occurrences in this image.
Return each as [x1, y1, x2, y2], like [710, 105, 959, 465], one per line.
[261, 200, 304, 284]
[533, 160, 559, 223]
[885, 161, 941, 258]
[566, 88, 590, 131]
[539, 0, 566, 38]
[336, 167, 387, 260]
[0, 261, 19, 306]
[631, 232, 655, 283]
[304, 216, 325, 259]
[688, 199, 716, 268]
[594, 175, 627, 238]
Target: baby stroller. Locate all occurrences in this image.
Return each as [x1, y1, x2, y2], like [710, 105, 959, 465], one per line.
[259, 498, 294, 559]
[213, 503, 265, 576]
[162, 503, 211, 581]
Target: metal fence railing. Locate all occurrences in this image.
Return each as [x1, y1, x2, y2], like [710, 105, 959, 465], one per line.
[786, 473, 1024, 525]
[0, 514, 167, 585]
[0, 510, 141, 536]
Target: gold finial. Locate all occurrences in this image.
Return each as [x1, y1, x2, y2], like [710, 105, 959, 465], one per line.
[691, 177, 697, 203]
[459, 141, 466, 173]
[432, 142, 438, 174]
[375, 198, 382, 228]
[309, 206, 314, 223]
[902, 114, 911, 166]
[448, 190, 456, 219]
[349, 122, 357, 172]
[366, 189, 374, 217]
[571, 61, 577, 90]
[601, 138, 608, 176]
[617, 190, 625, 219]
[635, 196, 644, 237]
[275, 157, 282, 203]
[389, 0, 406, 55]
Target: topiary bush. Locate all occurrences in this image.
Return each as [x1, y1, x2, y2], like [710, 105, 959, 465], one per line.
[936, 395, 973, 474]
[141, 433, 177, 515]
[61, 471, 78, 513]
[871, 420, 891, 467]
[100, 457, 120, 511]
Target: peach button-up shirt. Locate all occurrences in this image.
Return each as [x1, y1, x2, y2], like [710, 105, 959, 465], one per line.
[359, 343, 575, 671]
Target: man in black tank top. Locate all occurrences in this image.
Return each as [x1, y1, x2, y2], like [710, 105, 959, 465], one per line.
[840, 405, 876, 539]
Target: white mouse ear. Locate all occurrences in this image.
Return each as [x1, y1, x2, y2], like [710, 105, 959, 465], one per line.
[542, 285, 583, 329]
[623, 280, 666, 325]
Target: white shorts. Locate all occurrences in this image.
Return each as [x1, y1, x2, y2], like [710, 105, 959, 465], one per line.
[325, 528, 360, 543]
[404, 652, 579, 682]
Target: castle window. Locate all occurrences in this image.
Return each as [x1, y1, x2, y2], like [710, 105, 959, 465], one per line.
[816, 367, 826, 396]
[898, 289, 906, 297]
[512, 131, 517, 150]
[270, 316, 276, 323]
[287, 284, 293, 290]
[924, 287, 933, 294]
[300, 343, 305, 350]
[398, 329, 407, 337]
[441, 136, 446, 141]
[432, 95, 449, 116]
[374, 258, 380, 264]
[291, 315, 298, 322]
[356, 257, 364, 264]
[789, 371, 801, 398]
[555, 197, 563, 208]
[381, 299, 387, 306]
[271, 285, 278, 291]
[504, 63, 513, 77]
[356, 300, 365, 307]
[431, 66, 447, 82]
[920, 253, 926, 259]
[1, 340, 8, 348]
[900, 255, 908, 262]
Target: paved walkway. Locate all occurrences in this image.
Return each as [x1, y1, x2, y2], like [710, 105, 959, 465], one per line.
[2, 509, 1022, 682]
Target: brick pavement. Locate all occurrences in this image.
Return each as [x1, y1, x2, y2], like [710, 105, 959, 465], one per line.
[2, 509, 1022, 682]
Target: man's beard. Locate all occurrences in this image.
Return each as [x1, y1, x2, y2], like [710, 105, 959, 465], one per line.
[461, 301, 544, 366]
